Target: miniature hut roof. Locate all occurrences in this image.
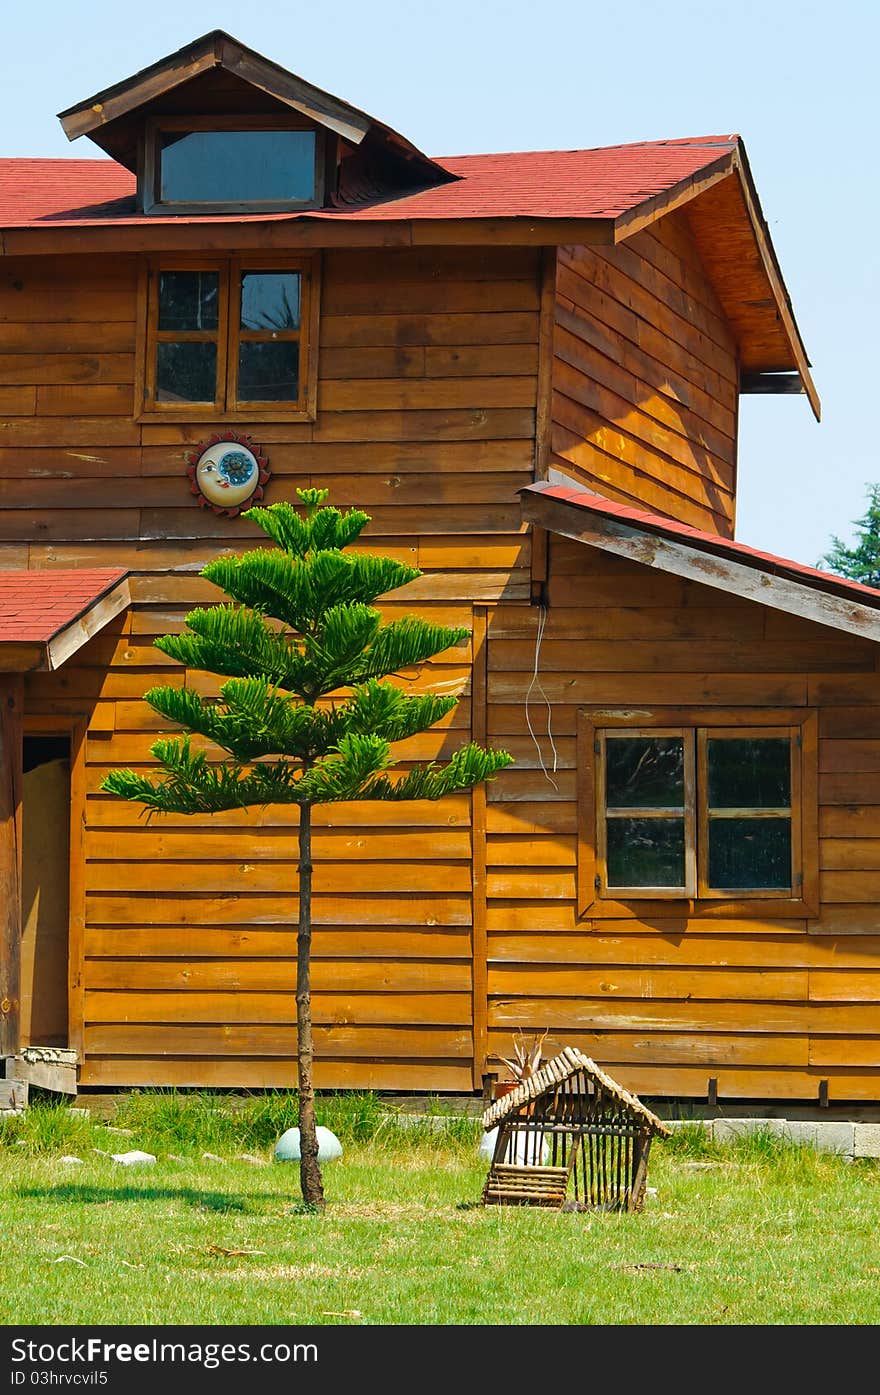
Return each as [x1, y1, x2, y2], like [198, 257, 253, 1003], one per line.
[483, 1046, 671, 1136]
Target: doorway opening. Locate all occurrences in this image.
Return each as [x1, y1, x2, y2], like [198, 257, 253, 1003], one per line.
[20, 734, 71, 1048]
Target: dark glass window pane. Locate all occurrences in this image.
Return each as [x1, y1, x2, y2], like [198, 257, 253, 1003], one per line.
[606, 737, 684, 809]
[606, 818, 685, 888]
[158, 271, 219, 331]
[241, 273, 301, 331]
[708, 818, 791, 890]
[156, 341, 217, 403]
[708, 738, 791, 809]
[160, 131, 316, 203]
[238, 341, 299, 402]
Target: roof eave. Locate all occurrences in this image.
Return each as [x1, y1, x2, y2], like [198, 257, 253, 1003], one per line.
[0, 573, 131, 673]
[611, 141, 820, 422]
[521, 484, 880, 643]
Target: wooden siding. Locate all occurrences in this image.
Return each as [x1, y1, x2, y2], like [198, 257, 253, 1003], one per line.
[484, 534, 880, 1104]
[4, 245, 540, 1090]
[549, 212, 739, 536]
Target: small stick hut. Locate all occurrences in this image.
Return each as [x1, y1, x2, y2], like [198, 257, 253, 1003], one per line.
[481, 1046, 671, 1211]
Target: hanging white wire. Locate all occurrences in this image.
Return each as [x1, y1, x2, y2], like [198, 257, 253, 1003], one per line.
[524, 602, 559, 791]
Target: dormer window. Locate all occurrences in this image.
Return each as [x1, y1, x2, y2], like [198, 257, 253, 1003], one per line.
[143, 118, 324, 213]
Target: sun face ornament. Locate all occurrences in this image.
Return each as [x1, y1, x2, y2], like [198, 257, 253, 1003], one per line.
[186, 434, 270, 516]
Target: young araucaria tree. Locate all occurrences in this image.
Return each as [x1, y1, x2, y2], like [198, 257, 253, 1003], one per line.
[102, 488, 513, 1208]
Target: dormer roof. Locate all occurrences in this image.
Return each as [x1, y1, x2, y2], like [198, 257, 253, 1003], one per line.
[56, 28, 449, 186]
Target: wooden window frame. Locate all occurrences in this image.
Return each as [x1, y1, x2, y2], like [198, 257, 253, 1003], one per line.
[138, 253, 320, 423]
[577, 706, 819, 920]
[140, 114, 328, 215]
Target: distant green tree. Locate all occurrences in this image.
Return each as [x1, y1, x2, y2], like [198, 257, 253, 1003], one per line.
[101, 488, 513, 1208]
[821, 483, 880, 588]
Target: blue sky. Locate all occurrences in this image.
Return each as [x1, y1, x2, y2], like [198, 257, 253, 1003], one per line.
[2, 0, 877, 567]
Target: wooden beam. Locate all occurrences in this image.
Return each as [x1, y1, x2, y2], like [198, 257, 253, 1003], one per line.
[471, 604, 489, 1090]
[612, 149, 737, 243]
[521, 489, 880, 644]
[0, 675, 23, 1059]
[57, 30, 372, 147]
[46, 578, 132, 671]
[728, 151, 820, 422]
[0, 218, 614, 260]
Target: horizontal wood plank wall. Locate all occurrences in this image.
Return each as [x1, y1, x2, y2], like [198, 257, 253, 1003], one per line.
[550, 212, 739, 537]
[4, 246, 543, 1090]
[485, 536, 880, 1104]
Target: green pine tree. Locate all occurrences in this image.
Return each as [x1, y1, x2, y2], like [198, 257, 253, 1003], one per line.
[821, 483, 880, 588]
[101, 487, 513, 1207]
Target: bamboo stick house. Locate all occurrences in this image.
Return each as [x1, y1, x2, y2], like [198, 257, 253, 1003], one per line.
[0, 30, 878, 1112]
[481, 1046, 670, 1210]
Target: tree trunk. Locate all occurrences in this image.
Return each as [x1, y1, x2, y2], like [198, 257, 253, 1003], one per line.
[296, 801, 325, 1208]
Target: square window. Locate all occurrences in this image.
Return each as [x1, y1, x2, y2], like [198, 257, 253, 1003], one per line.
[142, 257, 317, 419]
[578, 709, 817, 918]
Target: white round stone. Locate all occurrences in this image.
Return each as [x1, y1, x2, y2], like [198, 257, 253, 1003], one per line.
[274, 1126, 343, 1162]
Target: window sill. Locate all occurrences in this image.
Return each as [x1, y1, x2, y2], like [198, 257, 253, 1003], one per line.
[137, 409, 314, 426]
[580, 893, 818, 920]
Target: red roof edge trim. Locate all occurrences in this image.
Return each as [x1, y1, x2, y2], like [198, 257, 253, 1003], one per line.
[522, 483, 880, 610]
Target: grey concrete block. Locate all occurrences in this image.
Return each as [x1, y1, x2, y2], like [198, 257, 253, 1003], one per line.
[712, 1117, 769, 1145]
[854, 1123, 880, 1159]
[813, 1123, 854, 1155]
[779, 1120, 820, 1149]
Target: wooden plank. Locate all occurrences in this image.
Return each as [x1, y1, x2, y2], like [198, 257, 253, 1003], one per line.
[85, 927, 471, 959]
[0, 354, 134, 387]
[85, 893, 472, 926]
[85, 828, 473, 862]
[79, 1058, 474, 1090]
[84, 860, 472, 895]
[318, 376, 537, 412]
[322, 279, 540, 316]
[487, 672, 809, 706]
[489, 996, 880, 1033]
[489, 932, 880, 969]
[320, 311, 539, 348]
[486, 1028, 809, 1068]
[0, 676, 22, 1056]
[0, 388, 36, 415]
[0, 324, 135, 354]
[489, 965, 807, 1000]
[83, 1023, 471, 1056]
[85, 990, 469, 1028]
[86, 794, 470, 829]
[85, 959, 472, 992]
[487, 835, 577, 867]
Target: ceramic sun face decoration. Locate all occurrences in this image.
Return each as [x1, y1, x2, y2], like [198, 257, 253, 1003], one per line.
[186, 433, 270, 516]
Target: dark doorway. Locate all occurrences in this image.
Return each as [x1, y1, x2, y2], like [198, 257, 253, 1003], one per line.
[20, 735, 71, 1047]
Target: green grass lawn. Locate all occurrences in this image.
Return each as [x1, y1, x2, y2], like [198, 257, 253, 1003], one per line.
[1, 1091, 879, 1326]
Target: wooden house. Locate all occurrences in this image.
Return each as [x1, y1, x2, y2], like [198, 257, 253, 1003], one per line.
[1, 30, 878, 1109]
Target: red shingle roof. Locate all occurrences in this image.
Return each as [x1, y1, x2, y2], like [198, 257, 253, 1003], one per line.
[524, 485, 880, 608]
[0, 568, 129, 642]
[0, 137, 737, 227]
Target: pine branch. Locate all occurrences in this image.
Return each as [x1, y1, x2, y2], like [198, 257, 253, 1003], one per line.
[156, 605, 312, 692]
[201, 549, 421, 631]
[351, 616, 469, 682]
[242, 496, 371, 556]
[358, 743, 514, 801]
